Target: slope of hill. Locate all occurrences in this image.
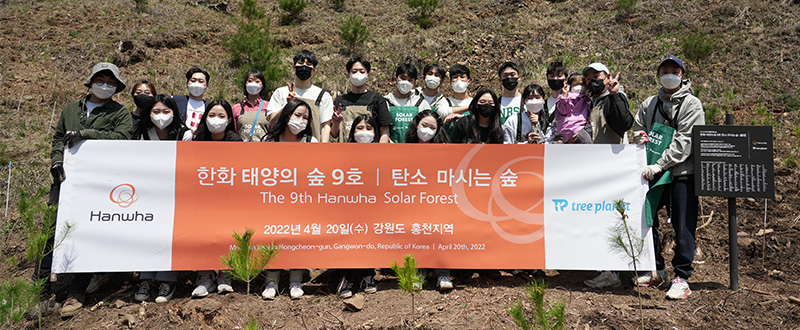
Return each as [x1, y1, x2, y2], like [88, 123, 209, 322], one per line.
[1, 0, 799, 328]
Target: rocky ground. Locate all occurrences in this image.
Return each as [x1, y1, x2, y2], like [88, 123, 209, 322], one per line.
[1, 0, 799, 328]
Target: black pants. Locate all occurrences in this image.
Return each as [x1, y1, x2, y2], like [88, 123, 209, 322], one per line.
[33, 181, 60, 291]
[651, 176, 698, 280]
[37, 180, 91, 295]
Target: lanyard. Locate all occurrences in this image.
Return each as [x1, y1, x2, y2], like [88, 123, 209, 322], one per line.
[248, 100, 264, 141]
[651, 97, 684, 129]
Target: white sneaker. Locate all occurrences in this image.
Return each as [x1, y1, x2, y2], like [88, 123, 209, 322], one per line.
[337, 277, 352, 298]
[155, 282, 176, 303]
[289, 282, 304, 299]
[361, 276, 377, 294]
[261, 282, 277, 300]
[85, 274, 110, 294]
[217, 273, 233, 294]
[437, 276, 453, 291]
[633, 270, 668, 287]
[666, 277, 692, 300]
[192, 274, 215, 298]
[584, 271, 621, 288]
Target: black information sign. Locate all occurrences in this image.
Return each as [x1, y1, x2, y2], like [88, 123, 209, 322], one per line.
[693, 125, 774, 198]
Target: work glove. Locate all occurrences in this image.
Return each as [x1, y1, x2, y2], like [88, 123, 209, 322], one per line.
[50, 162, 66, 182]
[64, 130, 84, 148]
[633, 131, 649, 145]
[642, 164, 662, 181]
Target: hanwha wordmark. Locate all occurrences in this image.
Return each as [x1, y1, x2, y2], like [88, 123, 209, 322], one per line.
[109, 183, 138, 208]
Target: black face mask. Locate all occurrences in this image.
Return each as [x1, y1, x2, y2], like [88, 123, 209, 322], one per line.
[477, 104, 495, 118]
[547, 79, 565, 91]
[295, 65, 313, 81]
[588, 79, 606, 95]
[501, 77, 519, 91]
[133, 94, 155, 110]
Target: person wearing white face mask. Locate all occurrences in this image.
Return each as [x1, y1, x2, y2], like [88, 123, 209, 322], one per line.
[262, 99, 318, 143]
[131, 94, 189, 141]
[416, 63, 453, 119]
[403, 110, 449, 144]
[173, 67, 210, 135]
[47, 62, 133, 317]
[346, 114, 380, 143]
[384, 63, 432, 142]
[330, 57, 392, 143]
[232, 69, 270, 142]
[127, 96, 186, 304]
[555, 73, 593, 144]
[266, 50, 335, 142]
[632, 56, 704, 300]
[503, 84, 547, 144]
[259, 99, 316, 300]
[335, 113, 381, 298]
[187, 99, 241, 300]
[443, 64, 473, 125]
[192, 100, 243, 142]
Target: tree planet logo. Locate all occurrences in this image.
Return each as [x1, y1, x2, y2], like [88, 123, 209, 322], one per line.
[109, 183, 138, 208]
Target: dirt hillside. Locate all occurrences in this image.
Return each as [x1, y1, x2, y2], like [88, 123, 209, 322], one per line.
[1, 0, 799, 329]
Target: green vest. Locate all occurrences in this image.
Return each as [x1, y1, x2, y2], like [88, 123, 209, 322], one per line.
[645, 122, 675, 226]
[389, 106, 420, 143]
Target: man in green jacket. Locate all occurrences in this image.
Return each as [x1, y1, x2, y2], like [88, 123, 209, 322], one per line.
[44, 62, 132, 318]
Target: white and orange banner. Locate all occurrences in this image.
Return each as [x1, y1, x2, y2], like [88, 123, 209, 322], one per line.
[53, 141, 655, 273]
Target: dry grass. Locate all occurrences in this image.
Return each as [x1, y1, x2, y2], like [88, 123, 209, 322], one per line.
[0, 1, 799, 326]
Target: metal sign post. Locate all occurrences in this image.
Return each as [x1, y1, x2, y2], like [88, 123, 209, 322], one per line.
[726, 115, 738, 290]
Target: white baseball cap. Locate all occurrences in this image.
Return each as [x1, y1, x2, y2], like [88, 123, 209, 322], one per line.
[581, 63, 610, 76]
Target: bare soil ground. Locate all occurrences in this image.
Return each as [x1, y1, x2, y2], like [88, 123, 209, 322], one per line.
[1, 0, 800, 329]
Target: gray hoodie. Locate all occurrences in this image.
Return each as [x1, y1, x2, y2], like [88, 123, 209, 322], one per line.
[633, 80, 705, 177]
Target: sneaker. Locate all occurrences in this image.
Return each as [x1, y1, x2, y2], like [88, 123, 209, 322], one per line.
[437, 276, 453, 291]
[289, 282, 304, 299]
[666, 277, 692, 300]
[191, 274, 215, 298]
[60, 295, 83, 318]
[134, 281, 151, 302]
[584, 271, 621, 289]
[155, 282, 176, 303]
[85, 274, 110, 294]
[261, 282, 277, 300]
[633, 270, 668, 287]
[26, 298, 60, 319]
[217, 273, 234, 294]
[337, 277, 352, 298]
[361, 275, 377, 294]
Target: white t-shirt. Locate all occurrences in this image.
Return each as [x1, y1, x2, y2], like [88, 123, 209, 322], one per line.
[85, 101, 104, 118]
[502, 113, 533, 144]
[384, 92, 432, 111]
[500, 96, 522, 125]
[266, 85, 333, 124]
[186, 98, 206, 131]
[447, 97, 473, 109]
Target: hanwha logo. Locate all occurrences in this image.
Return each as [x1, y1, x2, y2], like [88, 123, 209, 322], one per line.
[109, 184, 138, 208]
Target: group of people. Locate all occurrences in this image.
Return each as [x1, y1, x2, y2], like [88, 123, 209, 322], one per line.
[42, 49, 704, 317]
